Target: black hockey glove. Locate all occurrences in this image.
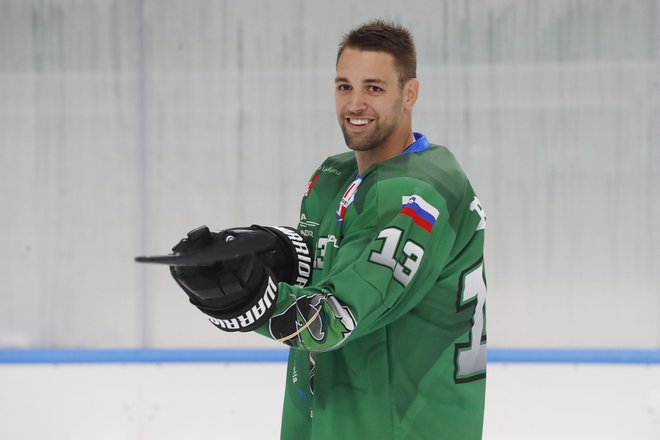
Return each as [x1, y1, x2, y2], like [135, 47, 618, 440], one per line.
[170, 225, 312, 332]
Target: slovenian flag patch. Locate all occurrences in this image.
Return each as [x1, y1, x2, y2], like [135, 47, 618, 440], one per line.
[401, 195, 439, 232]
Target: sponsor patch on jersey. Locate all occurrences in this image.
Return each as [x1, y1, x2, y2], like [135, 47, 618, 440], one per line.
[401, 195, 439, 232]
[317, 165, 342, 176]
[336, 176, 363, 223]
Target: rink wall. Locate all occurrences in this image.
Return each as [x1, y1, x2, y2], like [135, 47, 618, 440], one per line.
[1, 0, 658, 352]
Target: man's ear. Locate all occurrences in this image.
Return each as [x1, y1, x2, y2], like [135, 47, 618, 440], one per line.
[403, 78, 419, 110]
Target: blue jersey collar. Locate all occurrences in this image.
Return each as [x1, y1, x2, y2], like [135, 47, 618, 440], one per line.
[402, 132, 430, 154]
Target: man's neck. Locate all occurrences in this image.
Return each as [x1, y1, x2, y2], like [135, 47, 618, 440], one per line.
[355, 131, 416, 175]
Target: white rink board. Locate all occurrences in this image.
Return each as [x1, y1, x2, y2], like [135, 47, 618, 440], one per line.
[1, 363, 659, 439]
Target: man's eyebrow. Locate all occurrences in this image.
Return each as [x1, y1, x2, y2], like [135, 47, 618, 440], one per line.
[334, 77, 388, 85]
[363, 79, 388, 85]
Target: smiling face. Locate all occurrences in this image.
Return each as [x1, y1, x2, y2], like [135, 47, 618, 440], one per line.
[335, 48, 417, 156]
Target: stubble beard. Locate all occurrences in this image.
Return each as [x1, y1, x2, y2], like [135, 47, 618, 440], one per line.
[341, 110, 402, 152]
[341, 119, 388, 152]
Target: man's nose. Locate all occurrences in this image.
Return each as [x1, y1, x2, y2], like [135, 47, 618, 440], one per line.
[347, 90, 367, 113]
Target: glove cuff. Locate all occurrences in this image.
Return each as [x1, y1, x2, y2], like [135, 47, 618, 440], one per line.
[258, 226, 313, 288]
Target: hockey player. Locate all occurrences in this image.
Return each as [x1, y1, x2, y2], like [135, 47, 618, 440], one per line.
[168, 20, 487, 439]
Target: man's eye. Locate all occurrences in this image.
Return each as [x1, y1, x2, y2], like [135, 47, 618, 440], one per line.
[337, 84, 351, 91]
[369, 86, 383, 93]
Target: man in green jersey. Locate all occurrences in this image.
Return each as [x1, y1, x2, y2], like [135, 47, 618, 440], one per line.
[167, 20, 487, 439]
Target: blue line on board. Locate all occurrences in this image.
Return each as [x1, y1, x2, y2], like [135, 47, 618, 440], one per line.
[487, 349, 660, 364]
[0, 348, 659, 365]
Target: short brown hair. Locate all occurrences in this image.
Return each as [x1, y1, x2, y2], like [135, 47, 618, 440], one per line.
[337, 20, 417, 88]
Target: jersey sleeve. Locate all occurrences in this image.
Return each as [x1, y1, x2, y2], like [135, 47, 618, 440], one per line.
[255, 176, 473, 351]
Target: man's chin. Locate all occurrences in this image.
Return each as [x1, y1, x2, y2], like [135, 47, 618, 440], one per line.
[342, 131, 376, 152]
[347, 143, 373, 152]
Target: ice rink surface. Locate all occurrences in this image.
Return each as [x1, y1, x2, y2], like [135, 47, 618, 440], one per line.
[1, 361, 658, 439]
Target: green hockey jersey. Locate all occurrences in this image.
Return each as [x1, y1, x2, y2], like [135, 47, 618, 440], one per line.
[256, 133, 487, 439]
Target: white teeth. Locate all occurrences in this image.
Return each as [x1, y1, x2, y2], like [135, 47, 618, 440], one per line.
[349, 118, 370, 126]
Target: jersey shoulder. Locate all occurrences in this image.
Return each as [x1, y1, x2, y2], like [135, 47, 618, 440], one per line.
[317, 151, 357, 173]
[304, 151, 357, 191]
[358, 145, 474, 214]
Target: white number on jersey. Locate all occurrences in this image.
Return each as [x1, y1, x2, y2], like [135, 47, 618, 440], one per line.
[368, 227, 425, 287]
[455, 260, 487, 383]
